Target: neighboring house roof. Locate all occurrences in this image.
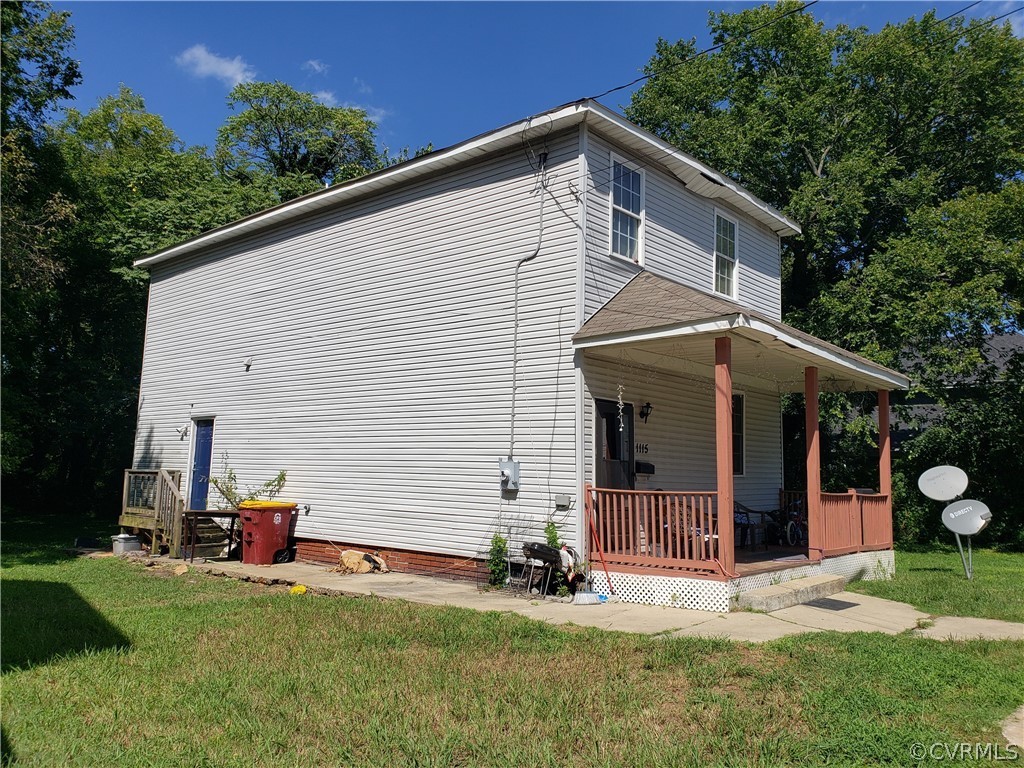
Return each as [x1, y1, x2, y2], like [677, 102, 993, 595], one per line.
[134, 99, 800, 269]
[573, 271, 910, 392]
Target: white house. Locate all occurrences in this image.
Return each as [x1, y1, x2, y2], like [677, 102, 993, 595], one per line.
[126, 100, 909, 611]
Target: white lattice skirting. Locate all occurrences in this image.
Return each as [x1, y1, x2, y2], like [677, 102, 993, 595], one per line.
[591, 550, 895, 613]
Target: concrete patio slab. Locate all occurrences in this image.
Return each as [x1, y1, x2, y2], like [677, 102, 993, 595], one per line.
[184, 558, 1024, 643]
[769, 591, 929, 635]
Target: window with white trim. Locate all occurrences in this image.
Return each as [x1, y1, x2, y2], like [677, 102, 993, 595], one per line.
[715, 211, 738, 297]
[610, 158, 643, 262]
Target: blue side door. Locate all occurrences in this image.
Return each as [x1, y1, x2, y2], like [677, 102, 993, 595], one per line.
[189, 419, 214, 510]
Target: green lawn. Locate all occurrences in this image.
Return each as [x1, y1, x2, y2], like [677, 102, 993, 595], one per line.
[2, 516, 1023, 767]
[848, 547, 1024, 623]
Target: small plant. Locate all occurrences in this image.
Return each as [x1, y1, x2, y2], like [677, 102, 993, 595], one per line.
[544, 520, 561, 548]
[488, 534, 509, 587]
[210, 459, 287, 509]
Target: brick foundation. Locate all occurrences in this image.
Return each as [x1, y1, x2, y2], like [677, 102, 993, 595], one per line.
[295, 538, 488, 583]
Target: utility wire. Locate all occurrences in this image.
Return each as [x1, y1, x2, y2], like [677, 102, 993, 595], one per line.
[588, 0, 820, 101]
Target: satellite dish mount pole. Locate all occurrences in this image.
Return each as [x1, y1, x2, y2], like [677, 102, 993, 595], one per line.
[953, 532, 973, 580]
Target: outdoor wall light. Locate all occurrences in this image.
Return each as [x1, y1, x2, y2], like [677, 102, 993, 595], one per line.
[639, 402, 653, 423]
[243, 357, 253, 372]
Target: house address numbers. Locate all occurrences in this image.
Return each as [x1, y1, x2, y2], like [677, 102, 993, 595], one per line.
[635, 443, 649, 454]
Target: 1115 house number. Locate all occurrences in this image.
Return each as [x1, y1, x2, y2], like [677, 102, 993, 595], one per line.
[635, 443, 649, 454]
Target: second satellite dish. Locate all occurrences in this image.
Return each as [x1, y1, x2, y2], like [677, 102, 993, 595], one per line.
[941, 500, 992, 537]
[918, 465, 968, 501]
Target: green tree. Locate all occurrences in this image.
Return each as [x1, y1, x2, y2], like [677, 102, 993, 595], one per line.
[1, 1, 80, 135]
[216, 81, 381, 201]
[2, 85, 276, 513]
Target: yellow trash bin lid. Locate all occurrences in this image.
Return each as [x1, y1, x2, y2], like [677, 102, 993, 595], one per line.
[237, 500, 298, 510]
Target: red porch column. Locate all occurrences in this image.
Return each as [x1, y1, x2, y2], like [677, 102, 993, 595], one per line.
[878, 390, 891, 497]
[805, 366, 823, 560]
[715, 336, 735, 574]
[878, 389, 893, 548]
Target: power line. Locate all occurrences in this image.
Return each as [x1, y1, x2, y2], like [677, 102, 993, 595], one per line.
[588, 0, 820, 102]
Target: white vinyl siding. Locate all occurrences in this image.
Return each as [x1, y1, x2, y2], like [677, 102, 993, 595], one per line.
[134, 131, 582, 561]
[583, 134, 783, 321]
[715, 211, 738, 298]
[582, 357, 781, 511]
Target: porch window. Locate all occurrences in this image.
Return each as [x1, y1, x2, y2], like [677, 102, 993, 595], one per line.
[732, 393, 745, 476]
[610, 158, 643, 262]
[715, 211, 737, 297]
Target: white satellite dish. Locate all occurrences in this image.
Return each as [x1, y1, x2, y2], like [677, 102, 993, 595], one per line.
[941, 500, 992, 537]
[918, 465, 968, 501]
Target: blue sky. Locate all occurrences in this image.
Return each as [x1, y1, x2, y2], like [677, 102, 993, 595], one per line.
[54, 1, 1023, 155]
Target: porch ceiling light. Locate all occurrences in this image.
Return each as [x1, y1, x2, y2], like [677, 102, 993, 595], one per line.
[639, 402, 653, 423]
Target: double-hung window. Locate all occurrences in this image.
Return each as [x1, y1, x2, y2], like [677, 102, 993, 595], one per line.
[610, 158, 643, 262]
[715, 211, 738, 297]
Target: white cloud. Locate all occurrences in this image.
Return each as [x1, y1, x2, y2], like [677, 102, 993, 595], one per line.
[304, 59, 329, 75]
[175, 44, 255, 87]
[353, 77, 372, 95]
[343, 102, 390, 124]
[313, 90, 338, 107]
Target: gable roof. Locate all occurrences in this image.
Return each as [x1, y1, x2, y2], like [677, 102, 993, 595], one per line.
[135, 99, 800, 269]
[574, 271, 910, 392]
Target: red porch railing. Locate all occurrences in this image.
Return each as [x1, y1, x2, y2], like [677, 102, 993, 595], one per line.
[783, 488, 892, 557]
[584, 485, 725, 576]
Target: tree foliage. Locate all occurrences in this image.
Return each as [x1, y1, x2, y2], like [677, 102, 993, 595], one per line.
[1, 1, 80, 135]
[628, 2, 1024, 544]
[216, 81, 380, 201]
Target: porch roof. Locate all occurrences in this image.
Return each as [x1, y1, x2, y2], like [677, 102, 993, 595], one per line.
[572, 272, 910, 393]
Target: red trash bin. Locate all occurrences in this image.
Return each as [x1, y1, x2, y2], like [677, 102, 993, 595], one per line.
[237, 501, 298, 565]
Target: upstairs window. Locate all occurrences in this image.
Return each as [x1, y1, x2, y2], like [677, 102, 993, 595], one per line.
[610, 158, 643, 262]
[715, 211, 738, 297]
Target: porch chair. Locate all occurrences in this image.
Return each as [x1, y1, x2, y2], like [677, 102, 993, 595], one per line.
[733, 502, 774, 550]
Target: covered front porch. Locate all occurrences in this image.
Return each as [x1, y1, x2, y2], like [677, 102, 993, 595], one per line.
[574, 273, 909, 608]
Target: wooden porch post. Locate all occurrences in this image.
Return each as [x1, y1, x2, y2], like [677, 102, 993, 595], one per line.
[878, 390, 891, 497]
[805, 366, 823, 561]
[715, 336, 735, 574]
[878, 389, 893, 548]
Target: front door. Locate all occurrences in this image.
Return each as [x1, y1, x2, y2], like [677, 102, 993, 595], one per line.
[595, 399, 634, 490]
[189, 419, 214, 510]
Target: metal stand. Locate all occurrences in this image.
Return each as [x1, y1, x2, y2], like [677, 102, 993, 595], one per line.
[954, 533, 974, 580]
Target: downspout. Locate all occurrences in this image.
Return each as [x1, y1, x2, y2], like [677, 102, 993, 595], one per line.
[508, 151, 549, 459]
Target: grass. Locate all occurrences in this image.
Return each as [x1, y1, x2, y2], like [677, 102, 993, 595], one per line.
[847, 547, 1024, 623]
[2, 514, 1023, 767]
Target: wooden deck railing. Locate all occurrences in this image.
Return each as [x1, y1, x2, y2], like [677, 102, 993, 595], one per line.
[782, 488, 892, 557]
[121, 469, 185, 558]
[585, 485, 724, 576]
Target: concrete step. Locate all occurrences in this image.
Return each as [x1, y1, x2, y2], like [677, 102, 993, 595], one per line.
[737, 574, 846, 613]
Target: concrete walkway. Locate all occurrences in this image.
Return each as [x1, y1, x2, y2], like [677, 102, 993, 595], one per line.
[187, 559, 1024, 643]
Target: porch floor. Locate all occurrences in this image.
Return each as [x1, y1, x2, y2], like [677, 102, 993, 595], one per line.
[734, 546, 811, 577]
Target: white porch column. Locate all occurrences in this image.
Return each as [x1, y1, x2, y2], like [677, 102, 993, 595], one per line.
[805, 366, 823, 560]
[715, 336, 735, 574]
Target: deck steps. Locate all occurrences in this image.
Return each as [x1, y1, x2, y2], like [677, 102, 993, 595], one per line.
[737, 574, 846, 613]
